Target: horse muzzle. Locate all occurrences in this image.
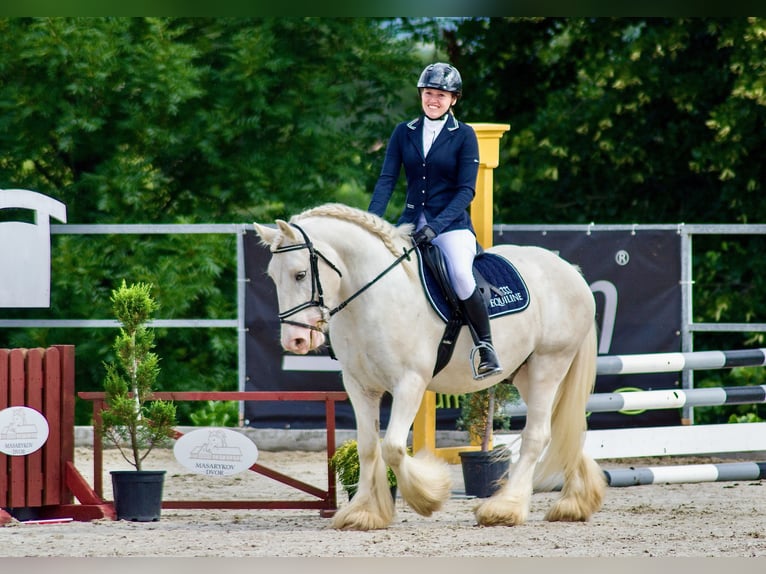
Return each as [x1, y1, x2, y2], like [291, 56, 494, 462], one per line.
[281, 317, 327, 354]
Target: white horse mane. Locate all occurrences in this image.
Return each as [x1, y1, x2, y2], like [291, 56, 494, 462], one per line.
[292, 203, 411, 258]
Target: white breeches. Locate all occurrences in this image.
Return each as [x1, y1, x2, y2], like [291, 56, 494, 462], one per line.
[417, 217, 477, 300]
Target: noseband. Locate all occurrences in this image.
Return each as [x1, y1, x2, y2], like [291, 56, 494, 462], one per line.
[270, 222, 416, 333]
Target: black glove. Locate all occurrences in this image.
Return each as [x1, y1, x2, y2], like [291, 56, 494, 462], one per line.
[411, 225, 437, 246]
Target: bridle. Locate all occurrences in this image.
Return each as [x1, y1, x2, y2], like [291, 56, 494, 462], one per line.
[271, 222, 416, 333]
[271, 223, 342, 333]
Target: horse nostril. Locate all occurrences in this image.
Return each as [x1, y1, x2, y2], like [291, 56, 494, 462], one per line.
[293, 337, 307, 351]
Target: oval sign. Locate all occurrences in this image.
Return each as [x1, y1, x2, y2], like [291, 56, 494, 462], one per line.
[0, 406, 50, 456]
[173, 427, 259, 476]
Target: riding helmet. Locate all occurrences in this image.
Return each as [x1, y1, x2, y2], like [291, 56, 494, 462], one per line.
[417, 63, 462, 97]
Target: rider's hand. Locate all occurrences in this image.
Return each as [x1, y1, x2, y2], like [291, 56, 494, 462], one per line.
[411, 225, 437, 246]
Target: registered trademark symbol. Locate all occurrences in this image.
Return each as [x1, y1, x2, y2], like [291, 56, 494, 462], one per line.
[615, 250, 630, 266]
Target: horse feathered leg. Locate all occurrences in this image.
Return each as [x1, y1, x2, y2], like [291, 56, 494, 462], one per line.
[472, 362, 549, 526]
[537, 324, 606, 522]
[382, 375, 452, 517]
[330, 384, 395, 531]
[474, 324, 605, 526]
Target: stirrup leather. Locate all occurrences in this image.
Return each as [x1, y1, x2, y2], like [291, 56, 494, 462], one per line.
[469, 342, 503, 381]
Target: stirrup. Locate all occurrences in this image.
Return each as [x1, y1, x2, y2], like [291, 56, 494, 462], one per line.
[469, 342, 503, 381]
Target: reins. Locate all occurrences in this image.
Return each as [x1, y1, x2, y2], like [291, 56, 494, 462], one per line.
[271, 222, 416, 331]
[327, 243, 416, 316]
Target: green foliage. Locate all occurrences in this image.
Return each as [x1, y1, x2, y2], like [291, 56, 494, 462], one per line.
[189, 401, 239, 427]
[330, 439, 398, 492]
[693, 235, 766, 330]
[101, 281, 176, 471]
[728, 411, 764, 424]
[0, 18, 417, 224]
[0, 18, 417, 425]
[438, 18, 766, 225]
[458, 383, 518, 451]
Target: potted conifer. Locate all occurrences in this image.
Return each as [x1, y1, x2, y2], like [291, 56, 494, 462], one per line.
[458, 383, 516, 498]
[100, 280, 176, 521]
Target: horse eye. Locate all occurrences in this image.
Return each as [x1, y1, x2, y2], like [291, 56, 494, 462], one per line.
[295, 270, 307, 281]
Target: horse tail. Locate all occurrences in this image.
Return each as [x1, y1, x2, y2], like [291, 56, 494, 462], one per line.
[533, 321, 606, 519]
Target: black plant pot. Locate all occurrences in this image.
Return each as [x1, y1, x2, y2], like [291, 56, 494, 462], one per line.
[459, 447, 511, 498]
[110, 470, 166, 522]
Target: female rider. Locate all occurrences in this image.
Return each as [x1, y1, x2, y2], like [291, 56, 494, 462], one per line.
[368, 62, 502, 380]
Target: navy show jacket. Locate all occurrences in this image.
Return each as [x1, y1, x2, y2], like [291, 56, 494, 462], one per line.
[368, 113, 480, 236]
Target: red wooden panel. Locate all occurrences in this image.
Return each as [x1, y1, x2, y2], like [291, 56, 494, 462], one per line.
[57, 345, 76, 504]
[0, 349, 9, 507]
[0, 346, 104, 521]
[64, 461, 105, 506]
[24, 349, 45, 507]
[44, 346, 63, 505]
[8, 349, 27, 508]
[0, 348, 8, 404]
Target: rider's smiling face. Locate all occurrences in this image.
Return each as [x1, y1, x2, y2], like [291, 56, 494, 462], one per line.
[420, 88, 456, 119]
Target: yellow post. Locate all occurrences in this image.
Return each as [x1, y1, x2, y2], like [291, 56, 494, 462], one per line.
[469, 123, 512, 248]
[412, 123, 510, 462]
[411, 387, 436, 453]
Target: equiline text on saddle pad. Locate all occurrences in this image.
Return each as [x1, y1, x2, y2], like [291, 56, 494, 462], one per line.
[416, 244, 530, 324]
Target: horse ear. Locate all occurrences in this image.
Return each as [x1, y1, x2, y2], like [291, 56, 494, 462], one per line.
[253, 222, 278, 247]
[275, 219, 299, 242]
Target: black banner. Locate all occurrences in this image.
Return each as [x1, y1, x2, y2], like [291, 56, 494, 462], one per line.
[244, 228, 681, 430]
[496, 228, 682, 429]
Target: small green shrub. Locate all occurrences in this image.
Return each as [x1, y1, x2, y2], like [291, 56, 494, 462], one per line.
[189, 401, 239, 427]
[101, 280, 176, 471]
[728, 411, 764, 424]
[457, 383, 518, 451]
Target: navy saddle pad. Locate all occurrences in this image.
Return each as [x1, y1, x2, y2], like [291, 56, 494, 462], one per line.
[415, 246, 530, 323]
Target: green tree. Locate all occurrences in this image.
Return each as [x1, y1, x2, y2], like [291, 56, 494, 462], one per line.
[0, 17, 418, 424]
[435, 18, 766, 225]
[0, 18, 417, 223]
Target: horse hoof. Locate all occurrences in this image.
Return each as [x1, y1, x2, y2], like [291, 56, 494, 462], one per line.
[330, 499, 394, 531]
[473, 498, 528, 527]
[331, 512, 392, 531]
[544, 497, 592, 522]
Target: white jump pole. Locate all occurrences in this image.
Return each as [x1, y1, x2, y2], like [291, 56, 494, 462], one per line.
[604, 461, 766, 487]
[504, 348, 766, 417]
[596, 348, 766, 375]
[494, 348, 766, 480]
[504, 385, 766, 417]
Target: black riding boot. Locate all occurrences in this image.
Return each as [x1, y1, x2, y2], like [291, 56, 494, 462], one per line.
[460, 287, 503, 380]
